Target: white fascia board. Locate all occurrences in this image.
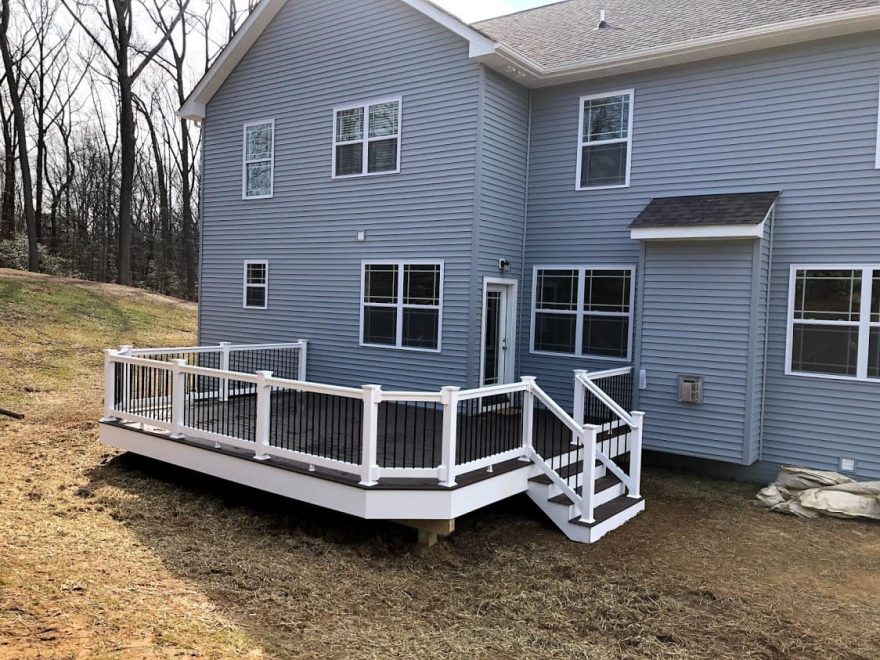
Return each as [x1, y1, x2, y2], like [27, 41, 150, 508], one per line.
[630, 221, 766, 241]
[399, 0, 497, 57]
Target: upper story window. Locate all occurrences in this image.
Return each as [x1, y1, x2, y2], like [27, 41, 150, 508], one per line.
[361, 261, 442, 351]
[532, 266, 634, 360]
[243, 260, 268, 309]
[787, 266, 880, 381]
[243, 120, 274, 199]
[577, 90, 634, 190]
[334, 97, 401, 178]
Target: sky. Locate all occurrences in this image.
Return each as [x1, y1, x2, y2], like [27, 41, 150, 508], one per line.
[433, 0, 558, 23]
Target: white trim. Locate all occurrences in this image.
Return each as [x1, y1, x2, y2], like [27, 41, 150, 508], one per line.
[630, 221, 767, 241]
[332, 96, 402, 179]
[243, 260, 269, 309]
[529, 265, 636, 362]
[784, 264, 880, 382]
[875, 75, 880, 170]
[479, 277, 518, 388]
[398, 0, 497, 58]
[576, 89, 634, 191]
[242, 119, 275, 200]
[359, 260, 444, 353]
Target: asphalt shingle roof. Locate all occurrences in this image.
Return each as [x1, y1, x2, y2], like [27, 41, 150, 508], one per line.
[473, 0, 880, 69]
[630, 192, 780, 228]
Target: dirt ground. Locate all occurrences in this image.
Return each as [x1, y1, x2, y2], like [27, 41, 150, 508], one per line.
[1, 269, 879, 659]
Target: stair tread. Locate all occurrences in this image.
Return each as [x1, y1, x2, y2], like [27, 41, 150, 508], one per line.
[547, 474, 621, 506]
[597, 424, 631, 442]
[569, 495, 644, 528]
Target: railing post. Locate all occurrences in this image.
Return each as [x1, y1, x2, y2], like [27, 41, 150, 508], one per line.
[120, 345, 132, 412]
[359, 384, 382, 486]
[297, 339, 308, 381]
[100, 349, 120, 422]
[219, 342, 231, 401]
[579, 424, 600, 524]
[253, 370, 273, 460]
[572, 369, 588, 445]
[520, 377, 536, 461]
[628, 411, 645, 499]
[169, 359, 187, 439]
[439, 386, 461, 487]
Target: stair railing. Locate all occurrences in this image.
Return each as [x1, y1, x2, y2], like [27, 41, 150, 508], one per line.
[574, 369, 644, 511]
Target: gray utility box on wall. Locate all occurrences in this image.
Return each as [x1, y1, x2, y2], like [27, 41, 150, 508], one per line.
[678, 376, 704, 404]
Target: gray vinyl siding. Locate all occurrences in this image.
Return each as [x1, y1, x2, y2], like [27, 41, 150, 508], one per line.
[519, 33, 880, 476]
[638, 240, 754, 463]
[198, 0, 481, 391]
[468, 68, 530, 386]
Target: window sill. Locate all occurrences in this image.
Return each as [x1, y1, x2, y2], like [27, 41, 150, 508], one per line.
[529, 348, 631, 362]
[242, 194, 274, 200]
[785, 369, 879, 384]
[575, 183, 630, 192]
[333, 169, 401, 181]
[360, 341, 441, 354]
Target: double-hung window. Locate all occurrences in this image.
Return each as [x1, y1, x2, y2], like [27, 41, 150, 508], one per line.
[532, 267, 634, 360]
[243, 261, 268, 309]
[334, 97, 401, 178]
[361, 262, 442, 351]
[577, 90, 634, 190]
[243, 120, 274, 199]
[787, 266, 880, 380]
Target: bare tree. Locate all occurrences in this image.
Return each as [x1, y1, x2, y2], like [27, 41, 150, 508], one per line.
[60, 0, 189, 285]
[0, 0, 38, 270]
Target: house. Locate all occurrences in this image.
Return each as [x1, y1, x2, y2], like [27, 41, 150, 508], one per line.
[100, 0, 880, 544]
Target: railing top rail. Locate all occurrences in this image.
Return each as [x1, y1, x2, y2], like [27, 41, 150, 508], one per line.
[382, 391, 445, 403]
[457, 381, 529, 401]
[578, 366, 633, 381]
[530, 383, 584, 436]
[109, 353, 176, 369]
[228, 342, 306, 351]
[264, 375, 364, 399]
[129, 341, 306, 356]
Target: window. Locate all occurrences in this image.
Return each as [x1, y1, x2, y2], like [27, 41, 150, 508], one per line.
[576, 90, 633, 190]
[361, 262, 442, 351]
[334, 97, 401, 178]
[787, 266, 880, 380]
[532, 267, 634, 359]
[243, 261, 268, 309]
[243, 120, 274, 199]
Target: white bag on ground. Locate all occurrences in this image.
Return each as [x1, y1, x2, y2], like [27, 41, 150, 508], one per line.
[756, 466, 880, 521]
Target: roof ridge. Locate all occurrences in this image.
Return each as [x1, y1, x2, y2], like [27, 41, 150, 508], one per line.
[471, 0, 572, 26]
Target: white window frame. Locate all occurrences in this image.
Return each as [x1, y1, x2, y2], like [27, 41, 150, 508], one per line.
[530, 265, 636, 361]
[243, 260, 269, 309]
[576, 89, 634, 191]
[359, 260, 444, 353]
[875, 76, 880, 169]
[332, 95, 402, 179]
[242, 119, 275, 200]
[785, 264, 880, 382]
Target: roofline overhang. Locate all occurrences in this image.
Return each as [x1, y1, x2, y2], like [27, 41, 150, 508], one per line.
[476, 6, 880, 88]
[629, 203, 776, 241]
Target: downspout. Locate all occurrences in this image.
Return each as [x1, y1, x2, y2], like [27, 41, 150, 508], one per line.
[758, 206, 776, 461]
[197, 118, 206, 345]
[516, 88, 533, 378]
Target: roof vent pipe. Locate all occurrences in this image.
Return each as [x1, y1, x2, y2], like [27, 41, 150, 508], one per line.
[596, 9, 608, 29]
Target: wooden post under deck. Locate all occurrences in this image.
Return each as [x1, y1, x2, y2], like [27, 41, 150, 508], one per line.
[394, 519, 456, 547]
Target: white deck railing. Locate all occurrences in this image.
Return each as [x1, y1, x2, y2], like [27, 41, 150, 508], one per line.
[573, 367, 644, 524]
[101, 344, 643, 518]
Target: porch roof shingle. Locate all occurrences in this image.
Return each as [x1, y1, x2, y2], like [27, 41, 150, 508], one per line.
[630, 192, 780, 228]
[472, 0, 880, 69]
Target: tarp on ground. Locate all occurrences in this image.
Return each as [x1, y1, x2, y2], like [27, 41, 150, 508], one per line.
[755, 466, 880, 520]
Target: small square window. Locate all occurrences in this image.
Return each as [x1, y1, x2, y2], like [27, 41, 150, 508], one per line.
[243, 261, 268, 309]
[334, 98, 401, 178]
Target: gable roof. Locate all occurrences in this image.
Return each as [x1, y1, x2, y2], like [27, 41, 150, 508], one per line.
[180, 0, 880, 120]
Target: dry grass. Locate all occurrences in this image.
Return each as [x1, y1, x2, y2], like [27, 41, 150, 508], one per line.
[1, 268, 879, 659]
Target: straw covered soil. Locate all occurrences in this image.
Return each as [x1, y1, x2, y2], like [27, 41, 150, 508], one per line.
[1, 269, 879, 659]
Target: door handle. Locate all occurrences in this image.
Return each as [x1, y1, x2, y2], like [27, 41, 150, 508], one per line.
[501, 338, 508, 350]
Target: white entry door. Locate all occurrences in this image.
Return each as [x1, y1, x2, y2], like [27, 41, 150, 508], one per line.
[481, 281, 517, 387]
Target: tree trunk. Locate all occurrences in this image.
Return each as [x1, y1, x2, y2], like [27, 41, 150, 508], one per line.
[0, 106, 14, 239]
[0, 0, 38, 270]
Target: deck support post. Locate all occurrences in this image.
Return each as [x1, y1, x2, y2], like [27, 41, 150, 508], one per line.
[169, 359, 187, 439]
[572, 369, 588, 446]
[100, 349, 120, 422]
[439, 386, 461, 487]
[359, 385, 382, 486]
[579, 425, 600, 525]
[520, 377, 536, 461]
[219, 342, 231, 401]
[254, 370, 273, 461]
[628, 411, 645, 499]
[297, 339, 308, 381]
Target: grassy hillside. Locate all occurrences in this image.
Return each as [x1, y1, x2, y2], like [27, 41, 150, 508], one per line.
[0, 270, 878, 658]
